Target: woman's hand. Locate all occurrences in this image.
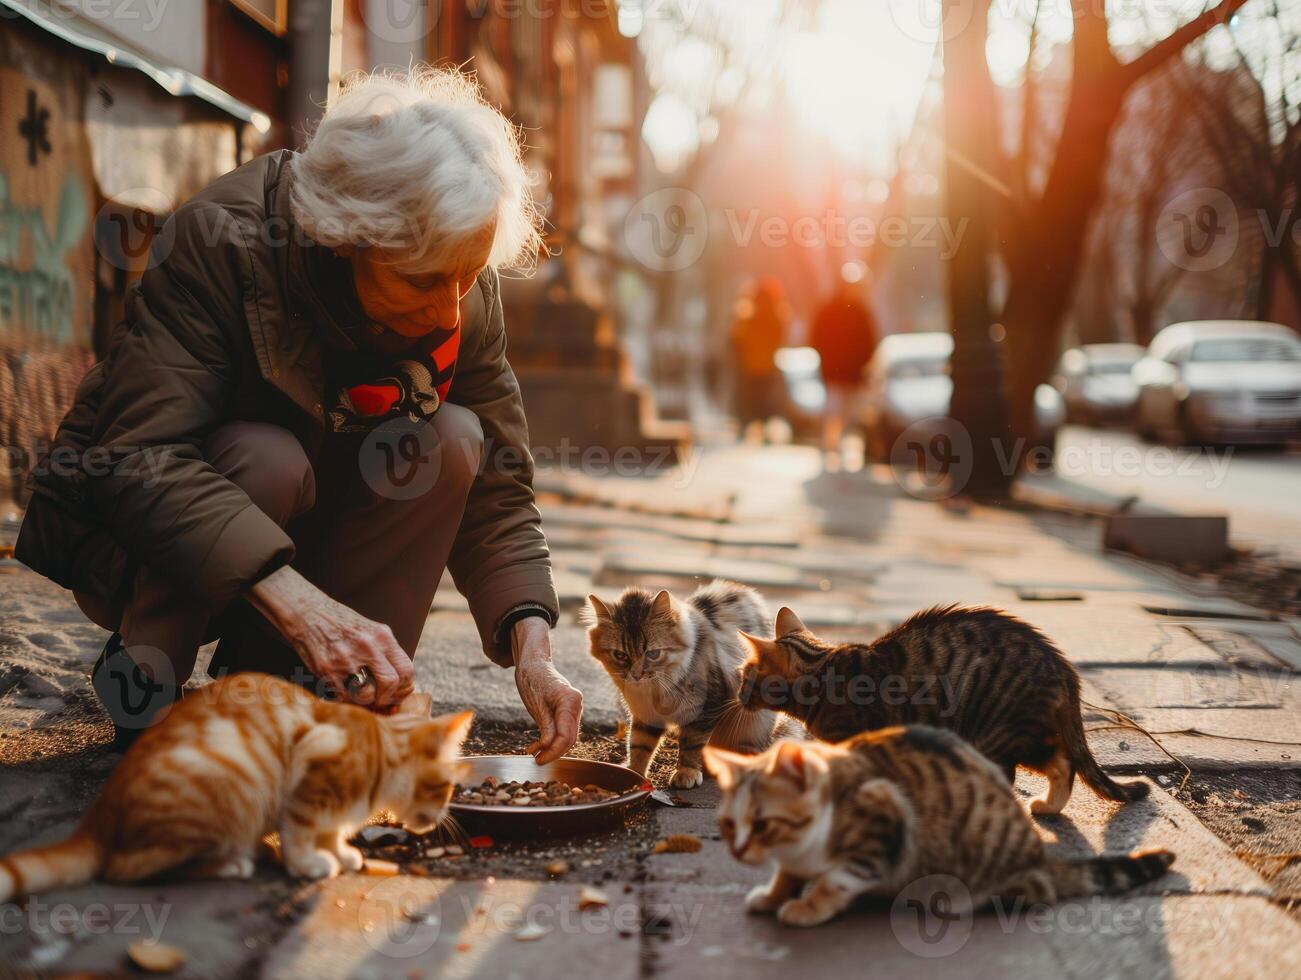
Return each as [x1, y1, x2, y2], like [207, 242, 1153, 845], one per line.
[512, 617, 583, 764]
[249, 565, 414, 709]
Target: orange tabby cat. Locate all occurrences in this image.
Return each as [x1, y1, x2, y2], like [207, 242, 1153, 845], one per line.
[0, 672, 471, 899]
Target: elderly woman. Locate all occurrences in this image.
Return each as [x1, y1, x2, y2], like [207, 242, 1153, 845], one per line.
[16, 69, 583, 760]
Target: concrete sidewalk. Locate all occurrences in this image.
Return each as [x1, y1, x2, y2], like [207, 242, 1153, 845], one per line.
[1, 444, 1298, 978]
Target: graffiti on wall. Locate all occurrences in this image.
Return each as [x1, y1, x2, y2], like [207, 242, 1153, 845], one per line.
[0, 65, 96, 505]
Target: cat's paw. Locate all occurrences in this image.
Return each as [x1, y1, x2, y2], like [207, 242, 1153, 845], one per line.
[777, 897, 835, 928]
[336, 843, 365, 873]
[670, 766, 704, 789]
[1030, 797, 1066, 817]
[214, 855, 256, 880]
[745, 885, 786, 915]
[286, 848, 341, 880]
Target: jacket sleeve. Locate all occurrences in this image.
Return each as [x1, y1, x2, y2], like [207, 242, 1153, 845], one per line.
[446, 269, 559, 665]
[88, 203, 295, 611]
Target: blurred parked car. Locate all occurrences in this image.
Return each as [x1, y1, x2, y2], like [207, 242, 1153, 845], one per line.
[1133, 320, 1301, 445]
[856, 332, 1063, 469]
[1053, 343, 1145, 424]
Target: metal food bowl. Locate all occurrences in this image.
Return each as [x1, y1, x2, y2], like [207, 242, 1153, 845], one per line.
[449, 756, 653, 839]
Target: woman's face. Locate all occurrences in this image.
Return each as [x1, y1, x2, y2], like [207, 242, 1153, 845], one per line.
[349, 225, 495, 338]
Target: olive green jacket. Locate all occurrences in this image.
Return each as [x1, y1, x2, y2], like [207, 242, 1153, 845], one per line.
[16, 150, 557, 664]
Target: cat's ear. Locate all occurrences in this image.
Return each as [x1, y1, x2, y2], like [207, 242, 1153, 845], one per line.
[738, 630, 778, 664]
[768, 740, 828, 790]
[427, 709, 475, 758]
[651, 590, 674, 617]
[396, 691, 434, 718]
[703, 745, 749, 789]
[585, 594, 613, 625]
[775, 607, 807, 637]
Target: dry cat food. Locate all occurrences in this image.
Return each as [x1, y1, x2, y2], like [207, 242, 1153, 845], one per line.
[453, 775, 622, 807]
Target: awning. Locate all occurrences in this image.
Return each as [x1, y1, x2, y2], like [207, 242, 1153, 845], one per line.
[0, 0, 270, 132]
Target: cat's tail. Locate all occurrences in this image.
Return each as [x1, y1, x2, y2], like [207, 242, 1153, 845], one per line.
[1048, 849, 1175, 899]
[0, 829, 102, 902]
[1058, 691, 1150, 802]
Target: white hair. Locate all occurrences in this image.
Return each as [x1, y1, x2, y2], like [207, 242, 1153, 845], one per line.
[290, 67, 543, 273]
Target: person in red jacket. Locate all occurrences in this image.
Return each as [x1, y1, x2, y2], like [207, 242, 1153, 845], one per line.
[809, 276, 879, 466]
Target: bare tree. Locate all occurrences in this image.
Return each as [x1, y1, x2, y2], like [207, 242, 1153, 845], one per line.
[987, 0, 1251, 437]
[1171, 1, 1301, 320]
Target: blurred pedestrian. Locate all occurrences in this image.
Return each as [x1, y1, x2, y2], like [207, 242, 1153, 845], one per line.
[809, 275, 878, 465]
[729, 277, 788, 441]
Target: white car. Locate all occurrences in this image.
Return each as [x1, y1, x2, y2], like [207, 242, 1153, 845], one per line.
[1133, 320, 1301, 445]
[857, 332, 1063, 468]
[1053, 343, 1145, 424]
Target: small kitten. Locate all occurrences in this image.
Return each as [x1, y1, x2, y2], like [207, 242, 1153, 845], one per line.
[736, 605, 1147, 814]
[0, 672, 471, 900]
[585, 580, 792, 788]
[704, 727, 1174, 928]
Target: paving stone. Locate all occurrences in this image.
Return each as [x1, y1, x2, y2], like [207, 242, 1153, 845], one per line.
[1013, 774, 1270, 897]
[598, 552, 821, 590]
[261, 875, 642, 980]
[0, 878, 281, 979]
[644, 888, 1299, 980]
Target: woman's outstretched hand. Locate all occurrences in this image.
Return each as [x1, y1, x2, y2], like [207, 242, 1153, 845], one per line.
[249, 565, 414, 710]
[512, 617, 583, 764]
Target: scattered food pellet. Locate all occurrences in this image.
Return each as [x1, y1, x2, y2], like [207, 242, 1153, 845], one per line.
[454, 778, 623, 807]
[513, 922, 550, 942]
[578, 885, 609, 909]
[652, 834, 702, 854]
[425, 846, 445, 859]
[363, 859, 400, 876]
[127, 940, 187, 973]
[546, 859, 570, 877]
[445, 845, 464, 856]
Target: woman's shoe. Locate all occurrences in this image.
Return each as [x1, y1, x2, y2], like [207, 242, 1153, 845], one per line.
[91, 634, 181, 752]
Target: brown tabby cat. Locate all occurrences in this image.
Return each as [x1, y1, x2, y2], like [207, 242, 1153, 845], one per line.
[585, 581, 791, 788]
[0, 672, 472, 900]
[704, 726, 1174, 928]
[736, 605, 1147, 815]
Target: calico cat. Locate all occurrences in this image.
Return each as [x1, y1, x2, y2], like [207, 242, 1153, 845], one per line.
[585, 581, 792, 788]
[704, 727, 1174, 928]
[0, 672, 471, 900]
[736, 605, 1147, 814]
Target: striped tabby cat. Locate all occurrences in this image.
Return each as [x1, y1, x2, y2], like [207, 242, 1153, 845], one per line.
[704, 726, 1174, 928]
[736, 605, 1146, 814]
[0, 673, 472, 900]
[586, 581, 790, 788]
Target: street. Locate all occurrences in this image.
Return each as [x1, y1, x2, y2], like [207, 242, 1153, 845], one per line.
[2, 442, 1299, 977]
[1051, 426, 1301, 559]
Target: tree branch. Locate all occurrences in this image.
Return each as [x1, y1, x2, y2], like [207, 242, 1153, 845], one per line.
[1124, 0, 1252, 84]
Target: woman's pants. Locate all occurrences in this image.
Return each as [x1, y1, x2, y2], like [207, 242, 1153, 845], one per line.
[74, 405, 485, 691]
